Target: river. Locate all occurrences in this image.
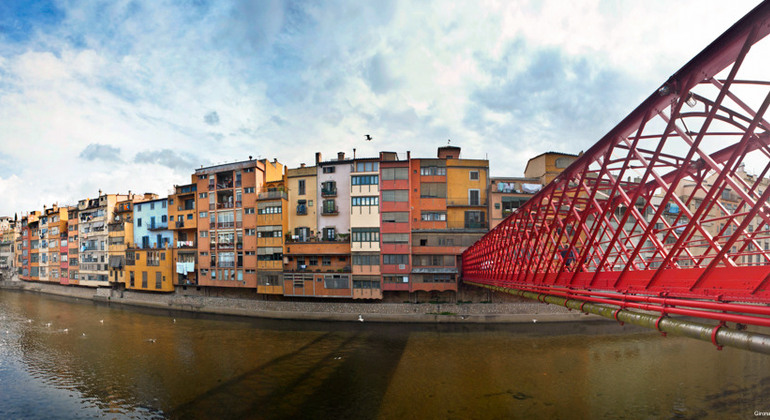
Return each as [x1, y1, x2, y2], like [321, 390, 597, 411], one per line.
[0, 289, 769, 419]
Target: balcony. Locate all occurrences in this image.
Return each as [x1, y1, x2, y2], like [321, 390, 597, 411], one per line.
[321, 206, 339, 216]
[258, 190, 288, 200]
[176, 240, 196, 248]
[175, 220, 185, 228]
[147, 223, 168, 231]
[464, 221, 488, 229]
[215, 201, 241, 210]
[321, 187, 337, 197]
[215, 221, 242, 229]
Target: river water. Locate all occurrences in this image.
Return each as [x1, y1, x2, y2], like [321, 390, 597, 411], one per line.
[0, 290, 769, 419]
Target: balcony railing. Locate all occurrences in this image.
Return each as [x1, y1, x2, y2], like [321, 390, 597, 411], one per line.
[321, 206, 339, 216]
[321, 188, 337, 197]
[176, 240, 196, 248]
[463, 221, 488, 229]
[215, 201, 241, 209]
[258, 191, 288, 200]
[215, 221, 242, 229]
[147, 224, 168, 231]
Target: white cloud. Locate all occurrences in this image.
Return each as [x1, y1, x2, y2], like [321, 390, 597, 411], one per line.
[0, 0, 765, 216]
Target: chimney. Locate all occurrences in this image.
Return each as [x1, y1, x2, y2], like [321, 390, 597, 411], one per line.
[337, 152, 345, 161]
[98, 189, 103, 197]
[300, 163, 306, 168]
[273, 158, 278, 163]
[353, 148, 356, 159]
[407, 151, 411, 160]
[315, 152, 322, 164]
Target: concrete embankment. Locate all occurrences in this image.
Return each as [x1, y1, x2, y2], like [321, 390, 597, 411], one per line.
[0, 280, 602, 324]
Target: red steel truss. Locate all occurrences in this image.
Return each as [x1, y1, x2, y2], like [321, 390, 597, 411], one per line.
[462, 1, 770, 326]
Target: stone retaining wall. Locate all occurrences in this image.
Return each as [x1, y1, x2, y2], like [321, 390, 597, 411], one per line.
[0, 280, 601, 324]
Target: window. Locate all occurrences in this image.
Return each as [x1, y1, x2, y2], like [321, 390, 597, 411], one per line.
[469, 189, 480, 205]
[162, 201, 167, 208]
[382, 167, 408, 180]
[322, 200, 337, 214]
[322, 166, 335, 173]
[161, 215, 167, 223]
[351, 196, 379, 206]
[323, 227, 336, 240]
[382, 190, 408, 202]
[309, 256, 318, 266]
[356, 161, 378, 172]
[352, 254, 380, 266]
[420, 162, 446, 176]
[296, 200, 308, 215]
[155, 272, 162, 289]
[142, 271, 148, 288]
[382, 233, 409, 243]
[383, 275, 409, 283]
[324, 274, 348, 289]
[244, 167, 254, 173]
[464, 211, 485, 228]
[199, 192, 208, 199]
[298, 180, 306, 195]
[136, 204, 141, 211]
[137, 218, 142, 227]
[413, 255, 455, 266]
[383, 254, 408, 265]
[352, 175, 379, 185]
[150, 202, 155, 210]
[382, 212, 409, 223]
[246, 229, 256, 236]
[421, 211, 447, 221]
[257, 225, 282, 238]
[420, 183, 447, 198]
[130, 271, 135, 287]
[352, 228, 379, 243]
[245, 208, 255, 214]
[200, 230, 208, 238]
[469, 171, 479, 180]
[244, 187, 255, 194]
[322, 256, 331, 266]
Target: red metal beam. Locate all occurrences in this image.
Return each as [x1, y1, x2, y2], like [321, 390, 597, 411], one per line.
[462, 1, 770, 326]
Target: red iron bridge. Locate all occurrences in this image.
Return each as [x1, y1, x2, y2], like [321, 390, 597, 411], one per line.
[462, 1, 770, 353]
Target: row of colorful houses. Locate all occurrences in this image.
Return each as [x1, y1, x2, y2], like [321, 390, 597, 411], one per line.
[0, 146, 578, 300]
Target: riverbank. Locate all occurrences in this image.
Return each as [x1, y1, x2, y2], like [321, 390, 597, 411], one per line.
[0, 280, 602, 324]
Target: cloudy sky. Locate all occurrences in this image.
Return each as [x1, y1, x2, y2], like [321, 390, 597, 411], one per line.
[0, 0, 762, 216]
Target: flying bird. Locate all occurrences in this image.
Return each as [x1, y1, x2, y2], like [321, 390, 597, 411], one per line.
[364, 134, 373, 141]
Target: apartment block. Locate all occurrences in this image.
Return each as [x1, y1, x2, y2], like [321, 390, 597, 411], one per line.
[488, 177, 540, 228]
[195, 158, 266, 288]
[78, 194, 132, 287]
[379, 151, 411, 293]
[256, 160, 287, 295]
[66, 206, 78, 285]
[125, 196, 174, 292]
[169, 184, 198, 287]
[350, 157, 382, 299]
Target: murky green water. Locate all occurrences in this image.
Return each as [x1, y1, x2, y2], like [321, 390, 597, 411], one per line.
[0, 289, 769, 419]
